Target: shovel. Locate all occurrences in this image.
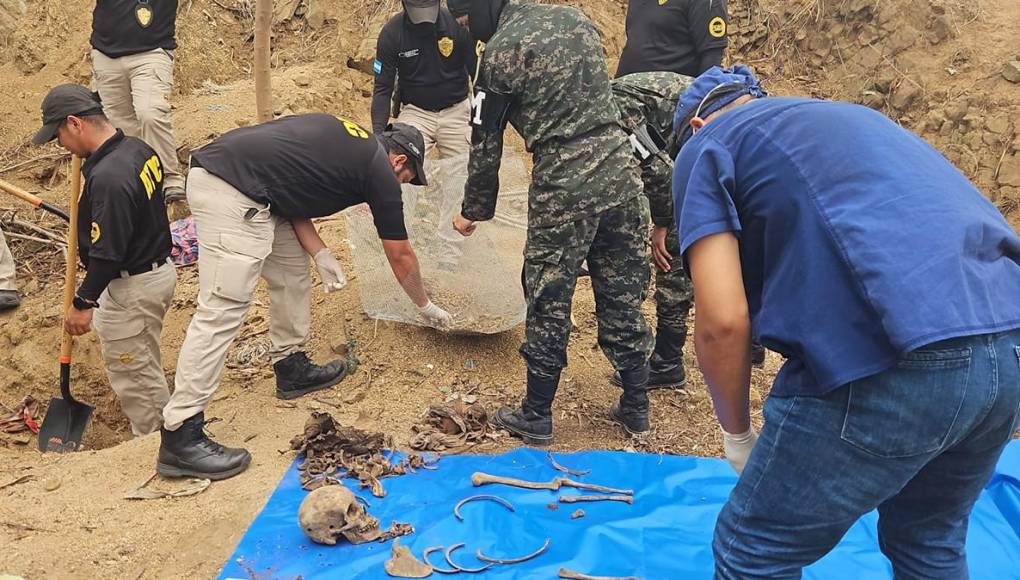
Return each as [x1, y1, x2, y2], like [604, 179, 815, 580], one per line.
[38, 154, 93, 453]
[0, 178, 70, 221]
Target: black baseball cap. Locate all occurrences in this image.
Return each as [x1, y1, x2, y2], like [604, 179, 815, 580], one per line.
[403, 0, 439, 24]
[447, 0, 470, 17]
[33, 84, 104, 145]
[383, 123, 428, 186]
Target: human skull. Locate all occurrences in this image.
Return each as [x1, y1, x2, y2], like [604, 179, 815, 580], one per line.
[298, 485, 382, 545]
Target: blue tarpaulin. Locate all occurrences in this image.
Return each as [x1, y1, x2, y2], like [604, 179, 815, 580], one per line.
[220, 441, 1020, 579]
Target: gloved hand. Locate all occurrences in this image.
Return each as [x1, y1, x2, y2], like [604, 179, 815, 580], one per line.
[418, 300, 453, 326]
[722, 426, 759, 475]
[313, 248, 347, 293]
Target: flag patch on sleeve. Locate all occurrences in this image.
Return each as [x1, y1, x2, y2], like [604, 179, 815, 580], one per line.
[373, 59, 383, 75]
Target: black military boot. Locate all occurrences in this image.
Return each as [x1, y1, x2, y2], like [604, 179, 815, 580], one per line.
[610, 365, 651, 436]
[274, 351, 348, 400]
[611, 327, 686, 391]
[0, 290, 20, 311]
[494, 371, 559, 446]
[157, 412, 251, 480]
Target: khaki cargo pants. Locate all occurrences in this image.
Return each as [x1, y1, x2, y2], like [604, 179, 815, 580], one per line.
[0, 225, 15, 291]
[93, 261, 177, 436]
[162, 168, 311, 430]
[398, 98, 471, 266]
[91, 48, 184, 192]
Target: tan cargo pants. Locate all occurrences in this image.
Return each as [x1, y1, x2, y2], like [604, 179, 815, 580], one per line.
[0, 225, 15, 291]
[396, 98, 472, 159]
[163, 168, 312, 430]
[92, 261, 177, 436]
[398, 99, 471, 266]
[91, 48, 184, 192]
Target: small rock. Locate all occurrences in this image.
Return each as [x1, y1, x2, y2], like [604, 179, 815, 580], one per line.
[997, 154, 1020, 187]
[1002, 61, 1020, 84]
[860, 90, 885, 110]
[294, 74, 312, 88]
[928, 15, 952, 45]
[985, 116, 1010, 135]
[570, 509, 585, 519]
[235, 118, 250, 127]
[944, 103, 969, 123]
[888, 82, 922, 111]
[43, 477, 61, 492]
[330, 336, 349, 355]
[546, 503, 559, 511]
[116, 544, 135, 556]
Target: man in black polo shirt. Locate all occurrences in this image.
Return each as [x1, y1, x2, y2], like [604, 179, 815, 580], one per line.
[372, 0, 476, 270]
[90, 0, 185, 202]
[33, 84, 177, 437]
[615, 0, 729, 79]
[371, 0, 475, 155]
[160, 115, 451, 480]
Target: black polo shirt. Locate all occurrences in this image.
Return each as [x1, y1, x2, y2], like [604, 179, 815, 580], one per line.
[370, 7, 475, 132]
[615, 0, 728, 78]
[91, 0, 178, 58]
[190, 113, 408, 240]
[79, 130, 172, 272]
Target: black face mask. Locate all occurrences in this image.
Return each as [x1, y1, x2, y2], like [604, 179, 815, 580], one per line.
[469, 0, 507, 43]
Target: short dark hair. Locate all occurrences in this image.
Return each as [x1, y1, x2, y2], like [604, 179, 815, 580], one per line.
[79, 112, 111, 126]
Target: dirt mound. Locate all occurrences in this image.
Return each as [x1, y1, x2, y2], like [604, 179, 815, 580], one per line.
[726, 0, 1020, 227]
[0, 0, 1017, 578]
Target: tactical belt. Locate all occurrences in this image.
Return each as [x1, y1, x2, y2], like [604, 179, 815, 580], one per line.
[120, 256, 172, 278]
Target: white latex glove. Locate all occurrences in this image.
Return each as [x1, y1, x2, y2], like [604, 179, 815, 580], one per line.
[418, 300, 453, 326]
[722, 427, 759, 475]
[313, 248, 347, 293]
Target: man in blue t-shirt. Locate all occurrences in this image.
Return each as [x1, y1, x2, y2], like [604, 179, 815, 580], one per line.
[673, 66, 1020, 578]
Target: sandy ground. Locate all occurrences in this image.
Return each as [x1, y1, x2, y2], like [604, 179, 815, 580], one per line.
[0, 0, 1018, 578]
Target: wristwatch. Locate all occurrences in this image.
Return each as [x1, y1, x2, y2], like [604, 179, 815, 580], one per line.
[72, 295, 99, 310]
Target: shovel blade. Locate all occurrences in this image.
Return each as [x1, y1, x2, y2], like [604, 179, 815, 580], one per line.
[37, 397, 93, 453]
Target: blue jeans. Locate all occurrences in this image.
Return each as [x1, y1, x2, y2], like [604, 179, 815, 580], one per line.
[714, 329, 1020, 579]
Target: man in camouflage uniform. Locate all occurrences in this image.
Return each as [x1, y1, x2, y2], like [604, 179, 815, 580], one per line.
[452, 0, 654, 445]
[611, 71, 695, 391]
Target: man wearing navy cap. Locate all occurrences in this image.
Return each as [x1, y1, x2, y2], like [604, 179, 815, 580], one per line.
[673, 65, 1020, 577]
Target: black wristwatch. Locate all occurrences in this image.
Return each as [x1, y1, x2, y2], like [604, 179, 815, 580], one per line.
[72, 295, 99, 310]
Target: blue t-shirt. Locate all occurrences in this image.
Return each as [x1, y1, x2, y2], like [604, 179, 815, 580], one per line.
[673, 97, 1020, 396]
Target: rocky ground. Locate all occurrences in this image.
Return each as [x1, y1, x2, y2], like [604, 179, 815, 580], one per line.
[0, 0, 1017, 578]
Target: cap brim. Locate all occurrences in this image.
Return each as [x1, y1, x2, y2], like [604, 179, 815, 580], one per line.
[405, 5, 439, 24]
[410, 156, 427, 186]
[31, 121, 60, 146]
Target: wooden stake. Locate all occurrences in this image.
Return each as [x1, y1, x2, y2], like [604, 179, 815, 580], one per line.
[254, 0, 273, 123]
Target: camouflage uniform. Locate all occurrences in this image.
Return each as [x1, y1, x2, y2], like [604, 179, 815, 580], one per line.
[611, 71, 695, 379]
[462, 0, 653, 438]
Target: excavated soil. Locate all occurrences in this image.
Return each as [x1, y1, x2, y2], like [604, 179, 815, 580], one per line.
[0, 0, 1018, 578]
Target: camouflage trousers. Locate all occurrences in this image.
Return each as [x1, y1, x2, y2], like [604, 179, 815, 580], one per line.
[653, 225, 693, 338]
[519, 195, 654, 378]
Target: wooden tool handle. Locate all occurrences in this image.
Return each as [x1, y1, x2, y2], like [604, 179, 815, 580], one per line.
[470, 472, 558, 490]
[60, 155, 82, 362]
[0, 178, 44, 205]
